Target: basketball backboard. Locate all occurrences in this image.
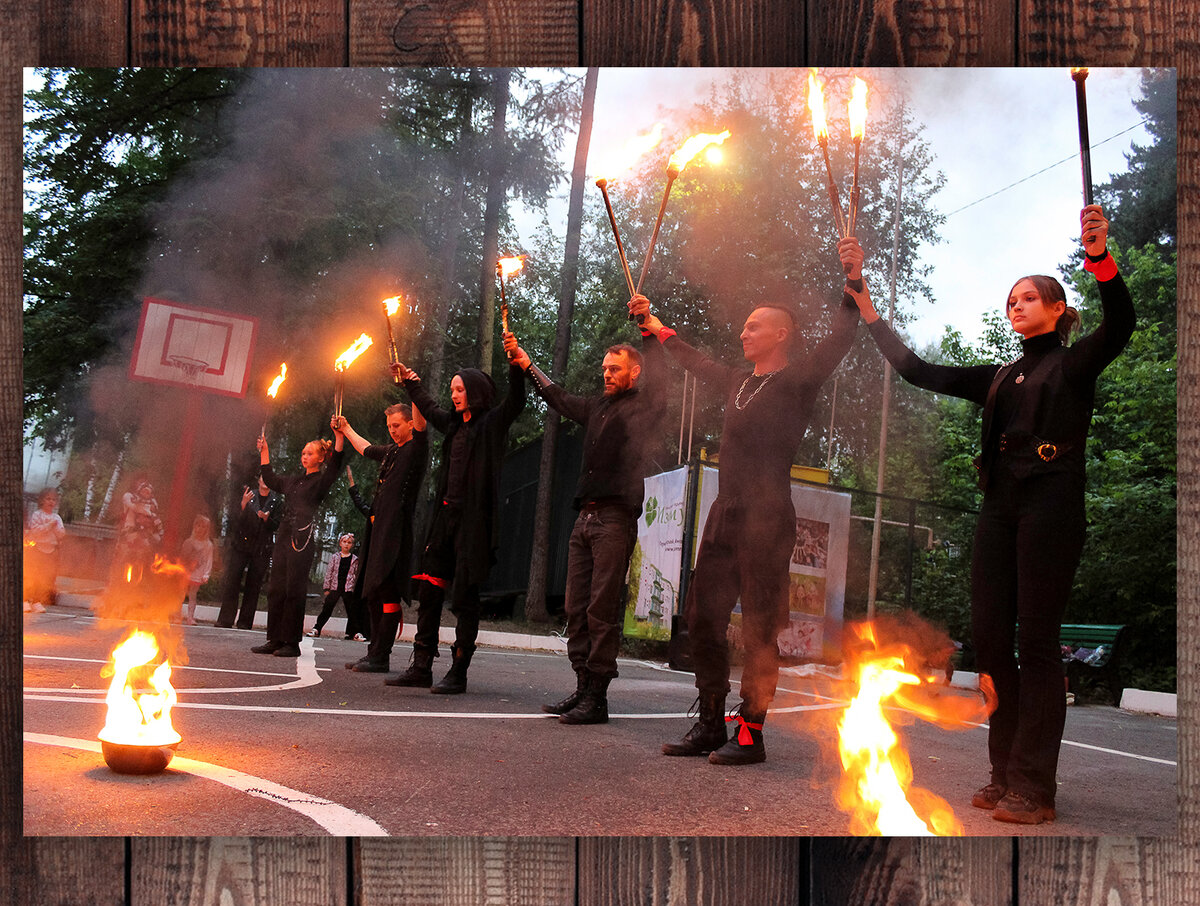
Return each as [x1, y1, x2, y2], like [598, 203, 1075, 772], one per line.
[128, 297, 258, 397]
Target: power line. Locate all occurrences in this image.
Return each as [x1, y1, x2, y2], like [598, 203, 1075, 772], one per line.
[944, 119, 1150, 217]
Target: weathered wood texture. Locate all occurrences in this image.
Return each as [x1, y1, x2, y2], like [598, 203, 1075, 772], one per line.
[358, 837, 574, 905]
[1019, 839, 1200, 905]
[578, 837, 802, 906]
[811, 838, 1012, 906]
[1019, 0, 1177, 66]
[130, 0, 347, 66]
[0, 838, 126, 906]
[37, 0, 128, 66]
[582, 0, 803, 66]
[350, 0, 578, 65]
[130, 838, 346, 906]
[808, 0, 1015, 66]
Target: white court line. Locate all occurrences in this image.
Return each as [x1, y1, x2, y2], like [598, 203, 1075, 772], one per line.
[26, 654, 306, 679]
[1061, 738, 1176, 766]
[24, 732, 388, 836]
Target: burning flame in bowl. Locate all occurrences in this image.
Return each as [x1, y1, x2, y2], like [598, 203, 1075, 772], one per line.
[835, 621, 995, 835]
[98, 631, 181, 773]
[335, 333, 373, 371]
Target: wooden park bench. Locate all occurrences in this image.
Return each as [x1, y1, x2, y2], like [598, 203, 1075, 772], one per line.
[1059, 623, 1128, 703]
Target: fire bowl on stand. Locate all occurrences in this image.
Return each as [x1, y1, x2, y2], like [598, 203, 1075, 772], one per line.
[100, 739, 179, 775]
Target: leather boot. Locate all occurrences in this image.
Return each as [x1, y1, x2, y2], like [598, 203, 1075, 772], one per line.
[559, 673, 611, 725]
[708, 703, 766, 765]
[662, 691, 727, 756]
[430, 644, 474, 694]
[384, 646, 434, 687]
[542, 668, 588, 715]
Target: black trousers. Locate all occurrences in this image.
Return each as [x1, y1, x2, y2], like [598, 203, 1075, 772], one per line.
[971, 470, 1086, 809]
[218, 546, 269, 629]
[314, 589, 369, 637]
[683, 495, 795, 712]
[564, 505, 637, 680]
[412, 503, 480, 656]
[264, 535, 316, 646]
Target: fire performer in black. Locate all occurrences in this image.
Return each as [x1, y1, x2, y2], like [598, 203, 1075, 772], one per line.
[503, 328, 666, 724]
[630, 241, 861, 765]
[386, 343, 526, 694]
[333, 403, 428, 674]
[251, 430, 345, 658]
[216, 475, 281, 630]
[846, 205, 1133, 824]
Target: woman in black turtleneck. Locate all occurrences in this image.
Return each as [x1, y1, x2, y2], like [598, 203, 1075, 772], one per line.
[845, 205, 1134, 825]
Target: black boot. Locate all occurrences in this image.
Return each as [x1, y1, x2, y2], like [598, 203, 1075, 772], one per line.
[541, 669, 588, 715]
[708, 703, 766, 765]
[559, 673, 611, 725]
[384, 646, 435, 687]
[430, 644, 474, 694]
[662, 692, 727, 756]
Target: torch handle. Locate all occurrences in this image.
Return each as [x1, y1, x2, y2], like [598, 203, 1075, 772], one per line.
[635, 172, 677, 299]
[820, 142, 849, 240]
[1073, 71, 1095, 207]
[596, 180, 638, 304]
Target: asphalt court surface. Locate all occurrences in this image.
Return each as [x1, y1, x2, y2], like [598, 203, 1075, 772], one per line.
[24, 607, 1178, 837]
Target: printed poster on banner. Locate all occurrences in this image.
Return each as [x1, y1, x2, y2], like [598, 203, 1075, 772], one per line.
[624, 466, 689, 640]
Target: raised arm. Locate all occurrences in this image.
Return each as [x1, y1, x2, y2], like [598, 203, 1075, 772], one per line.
[629, 293, 737, 387]
[1066, 206, 1136, 381]
[332, 416, 371, 456]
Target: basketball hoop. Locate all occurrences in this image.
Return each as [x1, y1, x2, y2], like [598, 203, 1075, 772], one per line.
[165, 355, 211, 386]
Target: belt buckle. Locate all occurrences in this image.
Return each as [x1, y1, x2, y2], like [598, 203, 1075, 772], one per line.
[1036, 443, 1057, 462]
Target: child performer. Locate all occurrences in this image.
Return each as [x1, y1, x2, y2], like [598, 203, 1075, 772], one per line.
[252, 428, 345, 658]
[24, 488, 66, 612]
[179, 515, 214, 625]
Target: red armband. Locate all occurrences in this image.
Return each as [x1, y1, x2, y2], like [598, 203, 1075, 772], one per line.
[656, 327, 677, 344]
[1084, 253, 1118, 282]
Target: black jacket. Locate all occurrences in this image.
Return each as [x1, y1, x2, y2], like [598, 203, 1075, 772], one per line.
[352, 430, 428, 600]
[404, 365, 525, 585]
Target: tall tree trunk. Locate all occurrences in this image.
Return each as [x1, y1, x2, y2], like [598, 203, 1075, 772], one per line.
[475, 68, 511, 374]
[524, 68, 599, 623]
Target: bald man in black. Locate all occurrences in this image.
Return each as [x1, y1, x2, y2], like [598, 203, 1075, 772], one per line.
[630, 239, 861, 765]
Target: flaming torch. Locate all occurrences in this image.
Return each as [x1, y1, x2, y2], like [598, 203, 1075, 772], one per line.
[496, 256, 525, 359]
[593, 124, 665, 302]
[635, 129, 731, 296]
[808, 69, 848, 240]
[98, 630, 181, 774]
[262, 362, 287, 437]
[382, 296, 402, 384]
[334, 333, 373, 418]
[846, 77, 869, 238]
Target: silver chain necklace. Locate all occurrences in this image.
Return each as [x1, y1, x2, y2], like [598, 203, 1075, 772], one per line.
[734, 370, 779, 410]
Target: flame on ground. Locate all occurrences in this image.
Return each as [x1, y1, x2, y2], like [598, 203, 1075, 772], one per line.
[668, 130, 731, 174]
[98, 630, 181, 747]
[334, 333, 373, 371]
[266, 362, 287, 398]
[835, 620, 995, 836]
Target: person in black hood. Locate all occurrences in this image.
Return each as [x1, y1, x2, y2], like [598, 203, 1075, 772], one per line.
[847, 205, 1134, 825]
[385, 343, 526, 694]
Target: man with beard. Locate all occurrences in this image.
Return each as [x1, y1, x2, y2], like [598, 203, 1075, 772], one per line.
[504, 325, 665, 724]
[629, 238, 862, 765]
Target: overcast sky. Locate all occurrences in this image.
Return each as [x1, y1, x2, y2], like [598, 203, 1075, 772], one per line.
[564, 67, 1158, 347]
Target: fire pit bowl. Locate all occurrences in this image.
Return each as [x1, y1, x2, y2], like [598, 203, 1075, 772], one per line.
[101, 739, 179, 775]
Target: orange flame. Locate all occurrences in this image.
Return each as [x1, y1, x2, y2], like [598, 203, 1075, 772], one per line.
[382, 296, 402, 317]
[668, 130, 731, 174]
[592, 123, 665, 181]
[849, 77, 869, 141]
[807, 69, 829, 143]
[497, 256, 526, 278]
[334, 334, 373, 372]
[125, 565, 133, 583]
[266, 363, 287, 399]
[98, 631, 181, 747]
[835, 621, 994, 835]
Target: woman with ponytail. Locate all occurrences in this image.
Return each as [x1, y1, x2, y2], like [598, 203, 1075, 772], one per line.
[253, 429, 345, 658]
[844, 205, 1134, 824]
